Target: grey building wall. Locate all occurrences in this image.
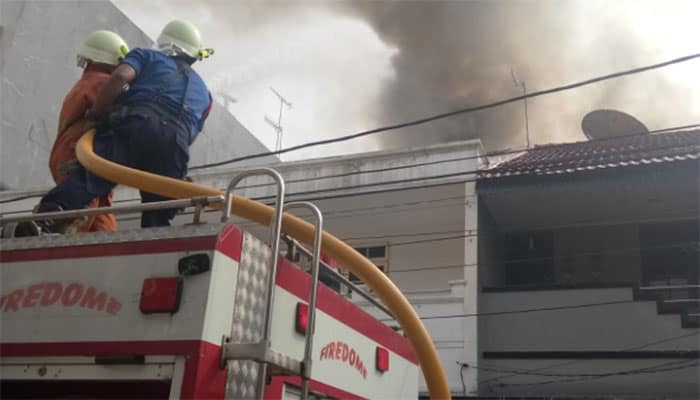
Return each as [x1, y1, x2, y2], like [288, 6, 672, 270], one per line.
[0, 0, 273, 191]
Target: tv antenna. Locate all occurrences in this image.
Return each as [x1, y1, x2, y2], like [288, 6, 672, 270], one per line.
[264, 87, 292, 152]
[510, 68, 530, 148]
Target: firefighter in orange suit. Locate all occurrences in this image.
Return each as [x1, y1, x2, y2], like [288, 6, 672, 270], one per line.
[48, 30, 129, 232]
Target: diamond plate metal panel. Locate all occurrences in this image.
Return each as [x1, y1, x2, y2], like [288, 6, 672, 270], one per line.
[230, 233, 272, 343]
[226, 233, 273, 398]
[226, 359, 260, 399]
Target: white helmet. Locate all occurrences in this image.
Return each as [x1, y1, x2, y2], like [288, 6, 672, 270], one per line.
[156, 20, 213, 60]
[77, 30, 129, 68]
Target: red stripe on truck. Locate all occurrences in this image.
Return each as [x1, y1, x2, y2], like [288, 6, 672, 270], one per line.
[274, 256, 419, 365]
[0, 237, 218, 262]
[0, 225, 245, 263]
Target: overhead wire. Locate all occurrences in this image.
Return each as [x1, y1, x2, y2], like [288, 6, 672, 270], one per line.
[472, 358, 699, 378]
[4, 53, 700, 205]
[2, 123, 698, 207]
[476, 331, 700, 387]
[121, 133, 700, 212]
[189, 52, 700, 170]
[278, 239, 697, 276]
[487, 360, 699, 389]
[379, 299, 638, 322]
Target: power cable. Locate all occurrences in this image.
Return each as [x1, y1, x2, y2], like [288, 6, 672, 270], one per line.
[262, 238, 696, 275]
[193, 122, 698, 194]
[489, 360, 698, 389]
[472, 358, 699, 378]
[189, 53, 700, 170]
[220, 140, 699, 204]
[380, 299, 637, 322]
[477, 331, 700, 386]
[2, 123, 698, 207]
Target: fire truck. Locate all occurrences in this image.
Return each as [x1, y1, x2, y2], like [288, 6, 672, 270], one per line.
[0, 132, 450, 399]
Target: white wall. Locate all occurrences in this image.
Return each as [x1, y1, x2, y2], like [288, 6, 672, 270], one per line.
[478, 287, 699, 398]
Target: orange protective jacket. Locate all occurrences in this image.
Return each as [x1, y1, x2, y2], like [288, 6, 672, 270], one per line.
[49, 65, 117, 232]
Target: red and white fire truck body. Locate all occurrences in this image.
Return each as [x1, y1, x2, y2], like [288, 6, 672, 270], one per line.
[0, 223, 418, 399]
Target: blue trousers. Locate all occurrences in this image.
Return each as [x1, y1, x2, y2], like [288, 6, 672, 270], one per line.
[42, 105, 190, 227]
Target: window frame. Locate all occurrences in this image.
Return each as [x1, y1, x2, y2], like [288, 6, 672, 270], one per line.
[348, 243, 390, 285]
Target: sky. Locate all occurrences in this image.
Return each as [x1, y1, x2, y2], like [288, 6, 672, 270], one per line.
[112, 0, 700, 161]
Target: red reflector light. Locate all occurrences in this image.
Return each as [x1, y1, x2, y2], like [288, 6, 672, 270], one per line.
[376, 346, 389, 372]
[140, 277, 182, 314]
[295, 302, 309, 334]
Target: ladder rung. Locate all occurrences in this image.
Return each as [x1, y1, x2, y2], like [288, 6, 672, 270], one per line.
[221, 342, 302, 376]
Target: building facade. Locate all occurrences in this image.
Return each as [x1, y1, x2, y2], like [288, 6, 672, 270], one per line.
[475, 130, 699, 398]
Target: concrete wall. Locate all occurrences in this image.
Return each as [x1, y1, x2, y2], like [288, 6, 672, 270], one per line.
[186, 140, 481, 292]
[478, 287, 699, 398]
[0, 0, 273, 191]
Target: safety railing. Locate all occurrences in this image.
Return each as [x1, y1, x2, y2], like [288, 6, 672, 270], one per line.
[284, 235, 393, 318]
[0, 195, 225, 237]
[282, 202, 323, 400]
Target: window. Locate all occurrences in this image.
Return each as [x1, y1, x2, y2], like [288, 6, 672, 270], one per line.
[504, 231, 554, 286]
[640, 220, 699, 286]
[349, 245, 388, 284]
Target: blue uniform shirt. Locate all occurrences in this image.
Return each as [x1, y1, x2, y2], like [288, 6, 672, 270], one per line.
[118, 48, 212, 142]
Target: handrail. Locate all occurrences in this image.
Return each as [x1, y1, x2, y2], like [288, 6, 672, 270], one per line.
[75, 130, 451, 399]
[283, 202, 323, 400]
[0, 196, 224, 224]
[221, 168, 286, 399]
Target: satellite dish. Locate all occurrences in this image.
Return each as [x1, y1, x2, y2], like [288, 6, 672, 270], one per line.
[581, 109, 649, 140]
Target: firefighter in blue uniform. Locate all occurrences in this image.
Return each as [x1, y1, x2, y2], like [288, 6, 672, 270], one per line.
[35, 20, 214, 232]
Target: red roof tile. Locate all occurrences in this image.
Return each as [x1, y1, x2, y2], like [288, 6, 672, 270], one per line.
[480, 129, 700, 179]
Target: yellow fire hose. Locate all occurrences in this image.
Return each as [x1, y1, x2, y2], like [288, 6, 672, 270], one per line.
[76, 130, 451, 399]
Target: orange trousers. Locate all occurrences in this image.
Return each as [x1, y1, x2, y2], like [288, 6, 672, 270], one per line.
[49, 66, 117, 232]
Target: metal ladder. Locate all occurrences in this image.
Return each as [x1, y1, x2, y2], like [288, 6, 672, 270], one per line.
[218, 168, 322, 400]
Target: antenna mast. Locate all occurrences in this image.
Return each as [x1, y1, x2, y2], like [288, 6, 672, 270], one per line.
[511, 68, 530, 149]
[264, 87, 292, 152]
